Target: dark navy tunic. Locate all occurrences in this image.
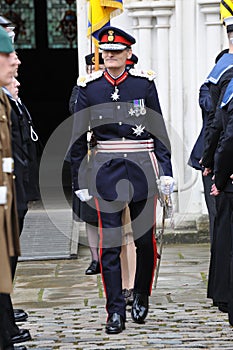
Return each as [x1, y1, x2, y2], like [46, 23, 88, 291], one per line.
[71, 69, 172, 202]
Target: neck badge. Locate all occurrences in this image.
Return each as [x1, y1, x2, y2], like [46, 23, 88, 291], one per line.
[103, 70, 128, 102]
[111, 86, 120, 101]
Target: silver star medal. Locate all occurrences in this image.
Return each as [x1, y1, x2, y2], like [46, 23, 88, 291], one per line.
[128, 107, 135, 116]
[134, 107, 141, 117]
[111, 86, 120, 101]
[132, 124, 145, 137]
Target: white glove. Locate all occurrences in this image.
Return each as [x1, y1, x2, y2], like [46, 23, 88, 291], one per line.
[157, 176, 175, 195]
[75, 189, 93, 202]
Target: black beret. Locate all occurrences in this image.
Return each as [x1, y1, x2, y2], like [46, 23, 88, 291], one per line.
[85, 52, 104, 65]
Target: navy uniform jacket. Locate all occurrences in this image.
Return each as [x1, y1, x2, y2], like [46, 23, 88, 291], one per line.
[71, 69, 172, 202]
[202, 53, 233, 168]
[214, 78, 233, 192]
[69, 85, 79, 114]
[188, 83, 212, 170]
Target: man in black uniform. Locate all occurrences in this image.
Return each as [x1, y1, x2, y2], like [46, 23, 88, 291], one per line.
[1, 76, 41, 346]
[200, 20, 233, 312]
[210, 75, 233, 326]
[3, 76, 40, 258]
[71, 26, 174, 334]
[188, 83, 216, 244]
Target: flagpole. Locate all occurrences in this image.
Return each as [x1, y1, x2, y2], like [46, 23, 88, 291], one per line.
[90, 1, 93, 73]
[77, 0, 88, 76]
[94, 43, 99, 71]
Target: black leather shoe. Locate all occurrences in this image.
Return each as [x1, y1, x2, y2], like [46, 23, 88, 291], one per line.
[105, 312, 125, 334]
[14, 309, 28, 322]
[85, 260, 100, 275]
[122, 288, 134, 306]
[11, 329, 31, 344]
[131, 293, 148, 324]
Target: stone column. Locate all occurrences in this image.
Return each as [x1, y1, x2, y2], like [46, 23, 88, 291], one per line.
[125, 1, 175, 119]
[124, 3, 153, 68]
[198, 0, 223, 73]
[153, 2, 175, 122]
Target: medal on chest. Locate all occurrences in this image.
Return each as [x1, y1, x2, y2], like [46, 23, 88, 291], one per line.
[128, 99, 147, 136]
[111, 86, 120, 101]
[128, 99, 147, 117]
[104, 70, 128, 102]
[132, 124, 145, 137]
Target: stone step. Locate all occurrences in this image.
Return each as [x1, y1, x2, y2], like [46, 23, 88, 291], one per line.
[19, 204, 210, 261]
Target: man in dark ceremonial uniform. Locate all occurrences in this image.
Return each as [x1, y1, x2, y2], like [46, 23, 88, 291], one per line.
[200, 19, 233, 312]
[210, 76, 233, 326]
[71, 26, 174, 334]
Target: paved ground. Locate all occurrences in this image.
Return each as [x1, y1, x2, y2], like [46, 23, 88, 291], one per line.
[12, 243, 233, 350]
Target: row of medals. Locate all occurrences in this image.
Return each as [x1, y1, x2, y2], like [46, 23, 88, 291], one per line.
[111, 86, 147, 116]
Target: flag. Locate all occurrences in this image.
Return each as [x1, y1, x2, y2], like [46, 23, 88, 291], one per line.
[87, 0, 123, 45]
[220, 0, 233, 22]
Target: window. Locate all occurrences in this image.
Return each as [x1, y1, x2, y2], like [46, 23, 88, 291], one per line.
[47, 0, 77, 48]
[1, 0, 35, 49]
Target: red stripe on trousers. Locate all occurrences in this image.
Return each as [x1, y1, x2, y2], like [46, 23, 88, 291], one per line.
[94, 197, 108, 317]
[149, 195, 158, 294]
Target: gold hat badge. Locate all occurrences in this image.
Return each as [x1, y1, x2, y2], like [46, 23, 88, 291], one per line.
[108, 30, 115, 42]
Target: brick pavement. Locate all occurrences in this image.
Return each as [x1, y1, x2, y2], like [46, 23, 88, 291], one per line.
[12, 244, 233, 349]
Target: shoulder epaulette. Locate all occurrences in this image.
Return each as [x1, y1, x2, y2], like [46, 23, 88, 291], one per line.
[128, 68, 156, 81]
[77, 70, 103, 87]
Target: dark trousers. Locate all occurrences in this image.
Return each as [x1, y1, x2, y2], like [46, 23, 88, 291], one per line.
[0, 295, 11, 349]
[225, 193, 233, 324]
[202, 174, 217, 244]
[0, 293, 18, 349]
[207, 192, 232, 303]
[96, 196, 157, 320]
